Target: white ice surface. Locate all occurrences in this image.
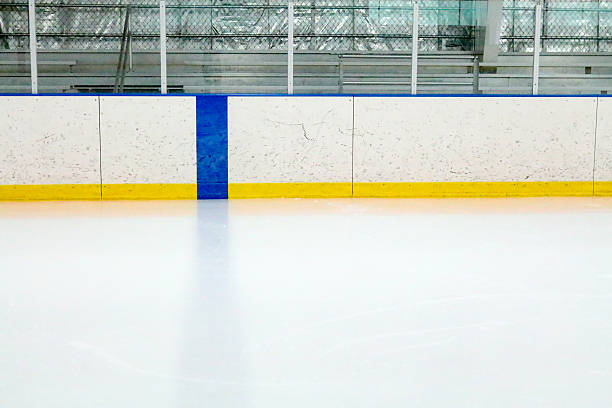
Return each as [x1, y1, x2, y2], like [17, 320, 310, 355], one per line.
[1, 198, 612, 408]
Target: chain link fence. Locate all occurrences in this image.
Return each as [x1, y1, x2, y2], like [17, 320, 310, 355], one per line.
[1, 0, 611, 53]
[0, 4, 29, 49]
[501, 0, 612, 52]
[0, 0, 477, 52]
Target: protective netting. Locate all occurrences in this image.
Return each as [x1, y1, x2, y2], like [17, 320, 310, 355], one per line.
[0, 4, 29, 49]
[0, 0, 610, 53]
[501, 0, 612, 52]
[0, 0, 476, 51]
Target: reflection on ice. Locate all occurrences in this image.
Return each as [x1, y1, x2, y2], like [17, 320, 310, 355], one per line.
[1, 198, 612, 407]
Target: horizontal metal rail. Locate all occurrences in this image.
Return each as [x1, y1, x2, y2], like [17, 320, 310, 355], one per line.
[481, 62, 612, 68]
[339, 55, 473, 59]
[0, 60, 76, 65]
[0, 34, 470, 41]
[3, 2, 612, 12]
[0, 2, 474, 11]
[501, 35, 612, 41]
[503, 5, 612, 12]
[343, 81, 472, 85]
[5, 72, 612, 80]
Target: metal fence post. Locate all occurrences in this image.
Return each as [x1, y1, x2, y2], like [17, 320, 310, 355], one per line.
[114, 6, 130, 93]
[28, 0, 38, 94]
[411, 1, 418, 95]
[472, 56, 480, 94]
[338, 56, 344, 94]
[532, 2, 542, 95]
[128, 7, 133, 71]
[160, 0, 168, 94]
[288, 0, 294, 94]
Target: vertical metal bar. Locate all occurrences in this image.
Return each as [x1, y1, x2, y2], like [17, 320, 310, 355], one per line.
[542, 0, 547, 42]
[128, 31, 133, 72]
[288, 0, 294, 94]
[411, 1, 418, 95]
[436, 1, 441, 51]
[28, 0, 38, 94]
[310, 0, 315, 49]
[160, 0, 168, 94]
[597, 0, 600, 53]
[119, 7, 131, 92]
[351, 0, 355, 51]
[120, 28, 129, 90]
[114, 6, 130, 93]
[267, 0, 271, 49]
[472, 56, 479, 94]
[532, 2, 542, 95]
[338, 56, 344, 94]
[128, 6, 133, 71]
[210, 1, 214, 50]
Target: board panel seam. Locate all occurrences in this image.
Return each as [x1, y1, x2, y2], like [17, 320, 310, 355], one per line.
[351, 96, 355, 197]
[97, 96, 103, 199]
[593, 97, 599, 196]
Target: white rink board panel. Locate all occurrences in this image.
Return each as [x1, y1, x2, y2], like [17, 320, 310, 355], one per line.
[595, 97, 612, 182]
[354, 97, 598, 183]
[0, 96, 100, 185]
[99, 96, 196, 184]
[228, 96, 353, 183]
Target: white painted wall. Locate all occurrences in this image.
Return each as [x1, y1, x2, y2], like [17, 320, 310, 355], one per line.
[0, 96, 100, 185]
[228, 96, 353, 183]
[353, 97, 598, 183]
[595, 98, 612, 183]
[99, 96, 196, 185]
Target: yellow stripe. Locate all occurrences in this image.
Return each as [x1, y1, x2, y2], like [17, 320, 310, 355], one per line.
[353, 181, 594, 198]
[102, 184, 197, 200]
[1, 181, 601, 200]
[229, 182, 352, 198]
[595, 181, 612, 196]
[0, 184, 101, 201]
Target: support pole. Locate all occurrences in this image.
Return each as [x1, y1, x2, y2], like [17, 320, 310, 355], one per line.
[114, 6, 130, 93]
[472, 56, 480, 94]
[119, 9, 130, 93]
[160, 0, 167, 94]
[28, 0, 38, 94]
[532, 2, 542, 95]
[288, 0, 294, 94]
[411, 1, 418, 95]
[128, 8, 133, 71]
[338, 56, 344, 94]
[482, 0, 503, 62]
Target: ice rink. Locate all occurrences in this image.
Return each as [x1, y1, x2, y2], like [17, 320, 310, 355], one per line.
[1, 197, 612, 407]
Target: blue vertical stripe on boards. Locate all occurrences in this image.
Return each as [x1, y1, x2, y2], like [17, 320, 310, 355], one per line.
[196, 95, 228, 199]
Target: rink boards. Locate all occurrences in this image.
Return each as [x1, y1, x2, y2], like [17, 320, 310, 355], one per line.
[1, 94, 611, 200]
